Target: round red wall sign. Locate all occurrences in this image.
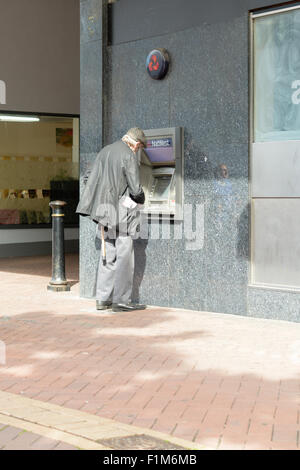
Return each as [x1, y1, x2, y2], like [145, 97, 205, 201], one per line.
[146, 49, 170, 80]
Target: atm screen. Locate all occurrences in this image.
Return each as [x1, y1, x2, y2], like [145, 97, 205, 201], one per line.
[144, 137, 174, 164]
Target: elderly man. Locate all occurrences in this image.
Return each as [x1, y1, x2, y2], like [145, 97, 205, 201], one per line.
[76, 127, 147, 312]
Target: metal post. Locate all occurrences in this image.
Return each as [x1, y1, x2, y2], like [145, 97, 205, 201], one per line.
[47, 200, 70, 292]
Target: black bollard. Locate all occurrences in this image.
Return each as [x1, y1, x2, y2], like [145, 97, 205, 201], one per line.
[47, 200, 70, 292]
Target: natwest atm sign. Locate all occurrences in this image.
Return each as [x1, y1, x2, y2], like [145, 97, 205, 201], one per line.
[148, 138, 172, 148]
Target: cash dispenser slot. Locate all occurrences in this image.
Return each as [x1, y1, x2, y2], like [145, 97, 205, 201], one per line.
[149, 167, 175, 207]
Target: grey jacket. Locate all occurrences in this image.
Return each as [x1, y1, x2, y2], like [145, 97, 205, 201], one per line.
[76, 140, 145, 235]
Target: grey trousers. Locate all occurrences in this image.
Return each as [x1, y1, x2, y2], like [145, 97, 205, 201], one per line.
[95, 226, 134, 304]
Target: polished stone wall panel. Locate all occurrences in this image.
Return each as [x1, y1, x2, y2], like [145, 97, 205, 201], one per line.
[248, 287, 300, 323]
[109, 0, 287, 45]
[79, 1, 106, 299]
[80, 1, 300, 321]
[100, 14, 250, 313]
[80, 0, 104, 45]
[80, 40, 103, 155]
[204, 16, 249, 145]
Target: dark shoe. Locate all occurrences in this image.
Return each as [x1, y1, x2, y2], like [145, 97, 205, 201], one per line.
[96, 300, 112, 310]
[112, 302, 147, 312]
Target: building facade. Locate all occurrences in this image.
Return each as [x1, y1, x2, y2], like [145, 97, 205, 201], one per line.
[0, 0, 80, 257]
[85, 0, 300, 321]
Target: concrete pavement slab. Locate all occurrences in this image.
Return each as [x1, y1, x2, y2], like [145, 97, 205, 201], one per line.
[0, 391, 204, 450]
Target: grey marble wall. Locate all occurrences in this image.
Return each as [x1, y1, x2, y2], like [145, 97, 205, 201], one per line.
[80, 1, 300, 321]
[103, 15, 250, 316]
[79, 0, 106, 298]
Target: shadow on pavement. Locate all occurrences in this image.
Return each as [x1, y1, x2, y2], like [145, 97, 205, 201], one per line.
[0, 305, 299, 450]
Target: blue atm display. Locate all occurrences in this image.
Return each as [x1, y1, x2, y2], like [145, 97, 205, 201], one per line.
[144, 137, 174, 164]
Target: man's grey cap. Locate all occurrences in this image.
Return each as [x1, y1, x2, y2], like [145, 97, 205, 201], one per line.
[126, 127, 147, 147]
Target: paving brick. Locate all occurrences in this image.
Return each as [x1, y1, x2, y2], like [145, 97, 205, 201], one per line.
[61, 399, 85, 411]
[80, 402, 104, 414]
[3, 382, 31, 394]
[279, 380, 300, 393]
[1, 253, 300, 450]
[65, 380, 90, 392]
[19, 387, 44, 398]
[270, 443, 298, 450]
[28, 436, 60, 450]
[230, 398, 255, 414]
[48, 394, 72, 406]
[152, 418, 177, 435]
[130, 416, 157, 429]
[0, 426, 22, 447]
[219, 378, 242, 393]
[53, 442, 78, 450]
[201, 408, 229, 427]
[181, 405, 207, 422]
[244, 440, 272, 450]
[210, 392, 235, 409]
[95, 409, 115, 419]
[272, 425, 298, 444]
[113, 411, 137, 425]
[0, 379, 19, 391]
[224, 416, 250, 435]
[170, 423, 199, 441]
[257, 388, 280, 401]
[2, 430, 41, 450]
[33, 391, 56, 402]
[218, 438, 245, 450]
[194, 428, 221, 449]
[247, 420, 273, 440]
[161, 401, 188, 420]
[125, 391, 154, 408]
[38, 375, 72, 387]
[252, 401, 277, 421]
[274, 407, 298, 425]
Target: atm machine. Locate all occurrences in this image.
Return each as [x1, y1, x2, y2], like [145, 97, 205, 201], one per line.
[139, 127, 184, 220]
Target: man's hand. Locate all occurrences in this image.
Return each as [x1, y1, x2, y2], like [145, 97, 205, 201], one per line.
[130, 189, 145, 205]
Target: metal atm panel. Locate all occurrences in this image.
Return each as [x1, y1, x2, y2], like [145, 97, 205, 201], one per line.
[139, 127, 183, 220]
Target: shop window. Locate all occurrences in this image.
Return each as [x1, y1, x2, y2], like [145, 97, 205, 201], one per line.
[0, 115, 79, 227]
[254, 8, 300, 142]
[251, 6, 300, 290]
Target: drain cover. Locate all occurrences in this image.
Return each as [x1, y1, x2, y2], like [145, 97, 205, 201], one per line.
[98, 434, 186, 450]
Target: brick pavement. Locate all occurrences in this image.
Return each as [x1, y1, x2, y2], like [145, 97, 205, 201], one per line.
[0, 254, 300, 450]
[0, 424, 78, 450]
